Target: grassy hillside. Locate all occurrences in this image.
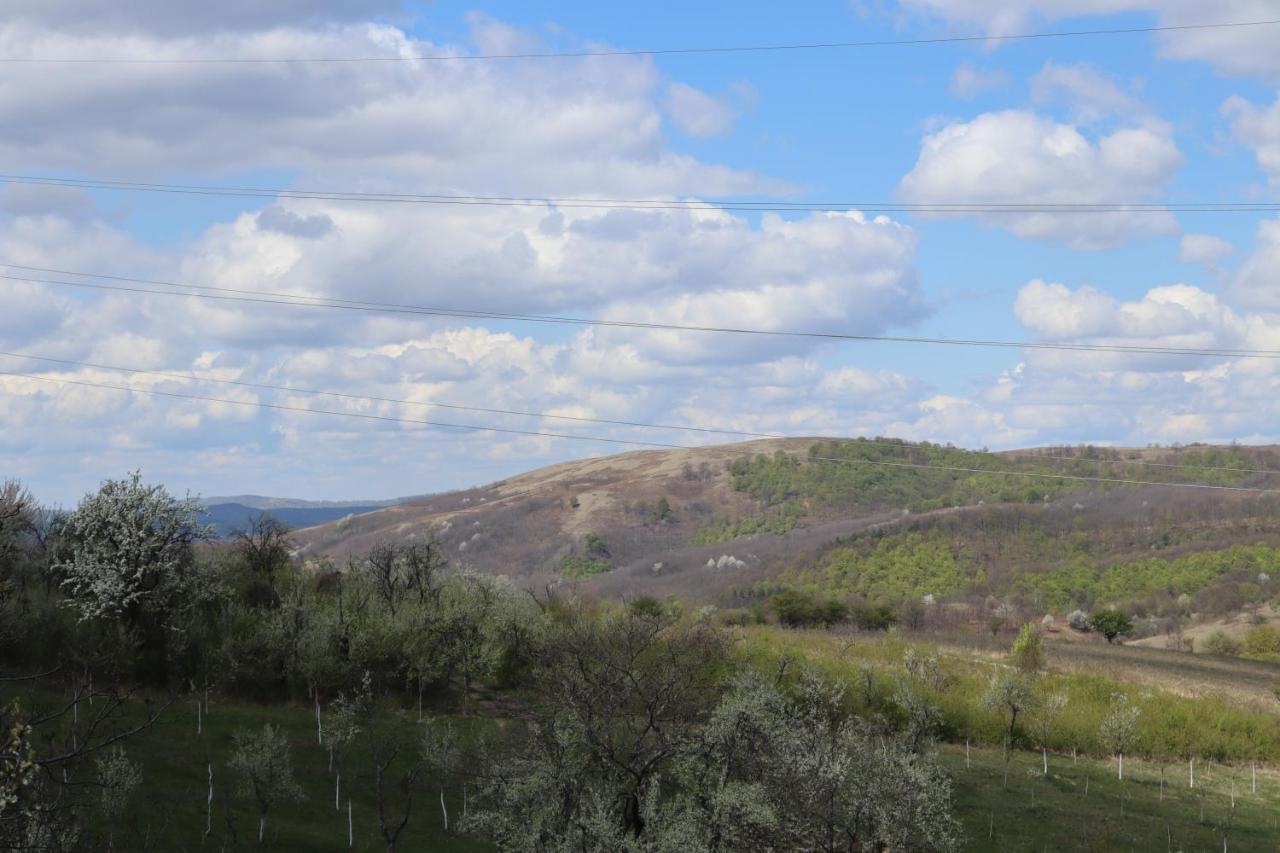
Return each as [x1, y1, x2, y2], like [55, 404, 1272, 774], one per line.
[292, 439, 1280, 612]
[18, 624, 1280, 852]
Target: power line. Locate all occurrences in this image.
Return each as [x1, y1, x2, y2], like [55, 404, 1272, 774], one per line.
[2, 19, 1277, 63]
[8, 349, 1280, 477]
[0, 350, 777, 440]
[2, 175, 1275, 214]
[3, 367, 1276, 494]
[6, 264, 1280, 361]
[10, 348, 1280, 473]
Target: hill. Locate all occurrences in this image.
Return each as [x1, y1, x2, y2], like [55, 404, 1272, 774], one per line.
[294, 438, 1280, 631]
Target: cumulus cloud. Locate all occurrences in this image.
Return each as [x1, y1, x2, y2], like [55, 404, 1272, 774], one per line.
[1030, 62, 1142, 123]
[948, 63, 1008, 99]
[899, 1, 1280, 80]
[1178, 233, 1233, 266]
[1224, 91, 1280, 185]
[3, 0, 403, 35]
[663, 82, 739, 137]
[1230, 217, 1280, 309]
[898, 110, 1182, 249]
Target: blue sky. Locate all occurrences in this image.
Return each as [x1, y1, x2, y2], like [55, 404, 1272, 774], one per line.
[3, 1, 1280, 505]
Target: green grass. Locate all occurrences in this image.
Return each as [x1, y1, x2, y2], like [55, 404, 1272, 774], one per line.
[24, 682, 1280, 852]
[944, 743, 1280, 852]
[53, 692, 489, 852]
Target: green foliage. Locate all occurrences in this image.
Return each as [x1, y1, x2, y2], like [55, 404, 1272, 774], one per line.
[559, 554, 611, 578]
[769, 589, 848, 629]
[723, 439, 1252, 514]
[1031, 544, 1280, 611]
[690, 503, 804, 545]
[1203, 630, 1243, 656]
[466, 609, 960, 852]
[1089, 610, 1134, 643]
[583, 533, 609, 558]
[1009, 623, 1045, 672]
[1242, 625, 1280, 660]
[822, 532, 967, 601]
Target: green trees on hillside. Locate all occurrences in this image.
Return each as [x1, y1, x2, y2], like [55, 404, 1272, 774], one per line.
[1090, 611, 1134, 644]
[465, 607, 961, 852]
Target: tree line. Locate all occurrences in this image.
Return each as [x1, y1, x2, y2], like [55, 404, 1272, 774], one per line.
[0, 473, 961, 851]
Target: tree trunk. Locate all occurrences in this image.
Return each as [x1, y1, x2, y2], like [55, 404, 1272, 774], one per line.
[348, 799, 353, 848]
[1118, 753, 1123, 781]
[336, 770, 341, 811]
[258, 814, 266, 845]
[1042, 746, 1048, 776]
[315, 691, 323, 745]
[1190, 757, 1195, 789]
[205, 763, 213, 838]
[439, 787, 448, 831]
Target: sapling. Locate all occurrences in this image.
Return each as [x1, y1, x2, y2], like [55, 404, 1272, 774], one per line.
[1099, 693, 1140, 781]
[422, 718, 461, 832]
[229, 724, 305, 845]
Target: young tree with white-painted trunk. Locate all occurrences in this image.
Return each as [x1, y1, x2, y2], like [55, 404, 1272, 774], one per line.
[95, 745, 141, 853]
[325, 681, 363, 822]
[1030, 690, 1068, 776]
[1099, 693, 1141, 781]
[421, 718, 461, 832]
[229, 724, 305, 846]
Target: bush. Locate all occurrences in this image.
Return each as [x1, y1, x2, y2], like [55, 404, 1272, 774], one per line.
[559, 554, 611, 578]
[1089, 610, 1134, 643]
[1242, 625, 1280, 660]
[1010, 623, 1045, 672]
[1202, 630, 1242, 656]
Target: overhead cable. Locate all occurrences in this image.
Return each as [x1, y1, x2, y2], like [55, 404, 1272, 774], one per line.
[5, 265, 1280, 361]
[2, 368, 1277, 495]
[2, 19, 1276, 63]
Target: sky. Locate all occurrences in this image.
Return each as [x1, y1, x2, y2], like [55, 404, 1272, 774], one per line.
[4, 0, 1280, 505]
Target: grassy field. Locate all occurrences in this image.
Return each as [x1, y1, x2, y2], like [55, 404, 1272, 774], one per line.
[943, 743, 1280, 852]
[68, 694, 487, 852]
[22, 684, 1279, 852]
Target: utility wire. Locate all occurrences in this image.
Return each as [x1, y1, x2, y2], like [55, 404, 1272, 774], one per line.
[0, 350, 777, 440]
[2, 19, 1277, 63]
[1, 175, 1275, 214]
[2, 368, 1275, 494]
[4, 349, 1280, 478]
[6, 264, 1280, 361]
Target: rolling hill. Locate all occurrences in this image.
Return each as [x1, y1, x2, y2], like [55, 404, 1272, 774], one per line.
[293, 437, 1280, 625]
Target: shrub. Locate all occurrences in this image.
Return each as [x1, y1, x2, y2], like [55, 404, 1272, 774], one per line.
[1242, 625, 1280, 660]
[1202, 630, 1242, 656]
[1089, 610, 1134, 643]
[1010, 623, 1045, 672]
[559, 554, 610, 578]
[1067, 610, 1090, 631]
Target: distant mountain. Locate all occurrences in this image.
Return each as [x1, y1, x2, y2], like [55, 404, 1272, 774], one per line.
[199, 494, 412, 511]
[201, 498, 417, 538]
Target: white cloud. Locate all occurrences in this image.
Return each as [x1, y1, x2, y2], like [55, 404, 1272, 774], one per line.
[663, 82, 738, 138]
[948, 63, 1008, 99]
[1178, 233, 1234, 266]
[4, 0, 402, 34]
[1030, 62, 1142, 123]
[899, 1, 1280, 80]
[1224, 92, 1280, 185]
[898, 110, 1182, 249]
[1230, 217, 1280, 309]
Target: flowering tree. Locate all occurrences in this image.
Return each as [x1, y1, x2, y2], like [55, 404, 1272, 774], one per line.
[1100, 693, 1141, 780]
[57, 472, 212, 624]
